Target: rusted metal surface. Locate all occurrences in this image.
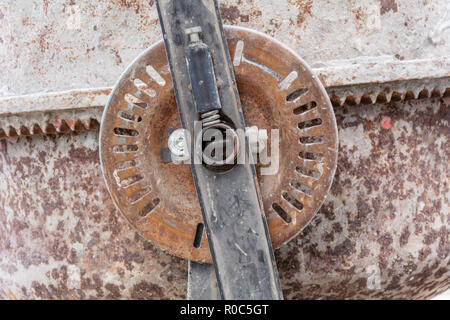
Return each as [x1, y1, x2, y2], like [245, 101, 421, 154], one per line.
[278, 96, 450, 299]
[1, 0, 449, 98]
[0, 131, 187, 299]
[0, 0, 448, 300]
[328, 77, 450, 107]
[0, 108, 101, 139]
[0, 96, 447, 299]
[0, 77, 448, 139]
[100, 26, 338, 263]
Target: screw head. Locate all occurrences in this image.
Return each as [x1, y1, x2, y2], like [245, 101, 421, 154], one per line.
[168, 129, 188, 158]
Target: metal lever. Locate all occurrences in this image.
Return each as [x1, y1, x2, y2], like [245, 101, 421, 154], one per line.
[156, 0, 283, 300]
[185, 26, 222, 115]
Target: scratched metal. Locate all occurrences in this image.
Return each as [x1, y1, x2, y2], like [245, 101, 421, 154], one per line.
[0, 96, 448, 299]
[1, 0, 450, 97]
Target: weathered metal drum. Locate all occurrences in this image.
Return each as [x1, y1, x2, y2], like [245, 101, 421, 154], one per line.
[0, 0, 448, 299]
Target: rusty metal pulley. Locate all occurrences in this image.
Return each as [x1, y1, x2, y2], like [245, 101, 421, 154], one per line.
[99, 25, 338, 264]
[0, 0, 448, 301]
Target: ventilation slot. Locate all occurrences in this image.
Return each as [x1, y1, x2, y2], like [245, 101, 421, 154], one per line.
[125, 93, 148, 107]
[278, 71, 298, 91]
[134, 78, 146, 87]
[272, 203, 291, 223]
[298, 118, 322, 130]
[294, 101, 317, 115]
[133, 78, 157, 97]
[135, 102, 148, 109]
[286, 88, 308, 102]
[113, 144, 139, 153]
[290, 180, 313, 196]
[118, 174, 143, 188]
[282, 192, 303, 211]
[299, 136, 323, 144]
[114, 128, 139, 136]
[139, 198, 160, 217]
[193, 223, 204, 248]
[299, 151, 323, 161]
[119, 110, 142, 123]
[296, 166, 321, 179]
[146, 65, 166, 86]
[115, 160, 137, 171]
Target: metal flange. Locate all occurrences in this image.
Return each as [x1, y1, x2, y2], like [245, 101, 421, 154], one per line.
[99, 26, 338, 263]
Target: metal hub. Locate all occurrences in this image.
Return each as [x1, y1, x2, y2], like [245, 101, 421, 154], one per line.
[100, 26, 338, 263]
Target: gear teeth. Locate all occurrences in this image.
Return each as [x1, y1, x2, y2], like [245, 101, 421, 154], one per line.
[32, 124, 43, 135]
[329, 95, 344, 107]
[73, 119, 83, 131]
[327, 77, 449, 107]
[412, 88, 422, 99]
[0, 78, 448, 139]
[432, 87, 443, 97]
[368, 92, 377, 104]
[386, 91, 393, 102]
[0, 106, 103, 139]
[8, 126, 18, 137]
[419, 88, 430, 99]
[82, 120, 91, 130]
[44, 124, 56, 134]
[19, 126, 31, 136]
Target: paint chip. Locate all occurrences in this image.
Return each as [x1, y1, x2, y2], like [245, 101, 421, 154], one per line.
[233, 40, 244, 67]
[278, 71, 298, 91]
[381, 116, 392, 130]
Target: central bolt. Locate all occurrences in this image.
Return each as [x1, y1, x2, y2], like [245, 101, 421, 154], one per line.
[196, 123, 240, 171]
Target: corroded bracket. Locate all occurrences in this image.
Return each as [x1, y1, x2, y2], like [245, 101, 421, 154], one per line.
[156, 0, 283, 300]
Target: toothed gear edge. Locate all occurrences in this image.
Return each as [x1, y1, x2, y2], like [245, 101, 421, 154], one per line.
[0, 79, 448, 139]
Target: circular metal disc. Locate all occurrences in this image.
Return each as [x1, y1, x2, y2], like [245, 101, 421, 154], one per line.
[100, 26, 338, 263]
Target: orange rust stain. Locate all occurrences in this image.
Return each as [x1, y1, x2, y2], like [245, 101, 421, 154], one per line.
[288, 0, 313, 26]
[379, 0, 398, 15]
[43, 0, 49, 15]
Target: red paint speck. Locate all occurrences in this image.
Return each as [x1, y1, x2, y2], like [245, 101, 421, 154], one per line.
[381, 116, 392, 130]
